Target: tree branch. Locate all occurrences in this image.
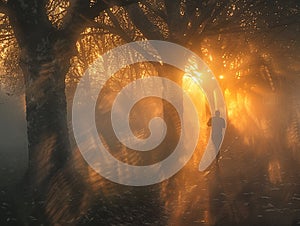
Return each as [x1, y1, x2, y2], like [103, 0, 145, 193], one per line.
[126, 3, 164, 40]
[61, 0, 140, 43]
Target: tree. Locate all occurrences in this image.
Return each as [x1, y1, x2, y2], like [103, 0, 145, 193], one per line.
[0, 0, 138, 224]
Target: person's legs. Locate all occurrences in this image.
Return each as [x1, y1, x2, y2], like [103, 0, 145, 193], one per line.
[212, 135, 222, 163]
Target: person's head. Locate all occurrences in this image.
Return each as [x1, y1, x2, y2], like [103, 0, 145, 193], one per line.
[215, 110, 220, 117]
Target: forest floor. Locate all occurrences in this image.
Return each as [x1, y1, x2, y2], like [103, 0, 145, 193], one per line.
[1, 132, 300, 226]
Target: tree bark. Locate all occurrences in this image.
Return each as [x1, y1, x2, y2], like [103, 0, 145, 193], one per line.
[16, 34, 75, 224]
[22, 47, 71, 180]
[3, 2, 80, 224]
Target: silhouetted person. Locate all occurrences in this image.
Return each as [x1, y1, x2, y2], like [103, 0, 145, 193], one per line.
[207, 110, 225, 162]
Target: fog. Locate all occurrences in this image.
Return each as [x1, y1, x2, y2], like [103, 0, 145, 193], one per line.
[0, 92, 28, 187]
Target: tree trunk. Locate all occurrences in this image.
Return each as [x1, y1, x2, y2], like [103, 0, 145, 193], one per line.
[17, 39, 73, 224]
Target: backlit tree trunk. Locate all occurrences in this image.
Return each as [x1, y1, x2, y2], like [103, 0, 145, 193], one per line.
[17, 35, 75, 224]
[21, 40, 72, 184]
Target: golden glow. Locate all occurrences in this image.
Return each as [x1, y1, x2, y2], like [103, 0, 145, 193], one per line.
[0, 2, 297, 225]
[46, 0, 69, 28]
[268, 160, 282, 184]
